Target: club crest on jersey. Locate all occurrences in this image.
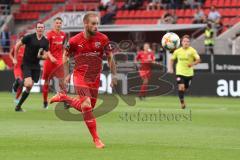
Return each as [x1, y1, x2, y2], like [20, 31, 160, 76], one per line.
[95, 42, 101, 48]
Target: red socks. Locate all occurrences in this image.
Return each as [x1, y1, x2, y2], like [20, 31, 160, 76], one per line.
[42, 84, 49, 102]
[16, 87, 23, 99]
[59, 94, 99, 140]
[82, 106, 99, 140]
[139, 84, 147, 96]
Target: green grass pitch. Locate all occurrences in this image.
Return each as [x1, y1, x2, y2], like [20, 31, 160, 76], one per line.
[0, 92, 240, 160]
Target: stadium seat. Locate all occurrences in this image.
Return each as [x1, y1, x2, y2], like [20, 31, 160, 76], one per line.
[28, 0, 65, 3]
[185, 9, 194, 18]
[20, 4, 53, 12]
[224, 0, 232, 7]
[14, 12, 40, 20]
[211, 0, 218, 7]
[231, 0, 238, 7]
[204, 0, 211, 8]
[176, 9, 185, 17]
[216, 0, 224, 7]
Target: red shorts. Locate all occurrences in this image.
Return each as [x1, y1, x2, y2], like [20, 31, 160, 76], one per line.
[139, 70, 151, 79]
[73, 70, 100, 108]
[13, 65, 23, 79]
[42, 60, 64, 80]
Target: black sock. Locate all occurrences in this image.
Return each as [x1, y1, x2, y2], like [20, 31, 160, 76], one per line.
[16, 90, 30, 108]
[13, 78, 24, 92]
[178, 90, 185, 103]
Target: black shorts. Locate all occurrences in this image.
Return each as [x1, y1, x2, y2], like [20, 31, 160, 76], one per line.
[21, 65, 40, 83]
[176, 75, 193, 89]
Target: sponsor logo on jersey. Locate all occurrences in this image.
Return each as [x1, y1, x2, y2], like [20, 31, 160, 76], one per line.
[95, 42, 101, 48]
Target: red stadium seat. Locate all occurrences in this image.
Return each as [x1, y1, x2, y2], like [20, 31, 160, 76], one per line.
[185, 9, 194, 18]
[211, 0, 218, 7]
[116, 11, 124, 18]
[65, 4, 74, 11]
[231, 0, 238, 7]
[135, 10, 142, 18]
[204, 0, 211, 8]
[20, 4, 53, 12]
[224, 0, 232, 7]
[176, 9, 185, 17]
[14, 12, 40, 20]
[230, 8, 238, 17]
[28, 0, 65, 3]
[217, 0, 224, 7]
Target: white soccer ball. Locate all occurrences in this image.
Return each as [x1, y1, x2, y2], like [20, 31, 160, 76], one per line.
[161, 32, 180, 51]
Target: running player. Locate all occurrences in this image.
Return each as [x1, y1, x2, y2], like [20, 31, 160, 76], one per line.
[42, 17, 66, 108]
[135, 43, 155, 99]
[49, 12, 117, 148]
[14, 22, 50, 112]
[9, 34, 25, 103]
[168, 35, 201, 109]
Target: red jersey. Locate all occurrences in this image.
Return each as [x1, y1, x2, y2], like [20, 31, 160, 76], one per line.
[67, 32, 110, 85]
[46, 30, 66, 60]
[136, 51, 155, 70]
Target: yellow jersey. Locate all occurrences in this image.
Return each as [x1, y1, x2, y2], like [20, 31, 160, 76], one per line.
[171, 47, 200, 77]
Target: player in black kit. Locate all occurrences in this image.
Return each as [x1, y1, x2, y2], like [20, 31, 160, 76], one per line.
[13, 22, 50, 112]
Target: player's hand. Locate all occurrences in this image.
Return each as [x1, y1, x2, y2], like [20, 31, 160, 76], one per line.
[110, 76, 117, 88]
[13, 58, 17, 65]
[188, 63, 193, 68]
[49, 56, 57, 63]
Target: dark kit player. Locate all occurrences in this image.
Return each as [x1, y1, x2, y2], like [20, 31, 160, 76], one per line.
[14, 22, 50, 112]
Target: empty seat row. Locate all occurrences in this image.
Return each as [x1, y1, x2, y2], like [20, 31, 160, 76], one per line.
[28, 0, 65, 3]
[205, 0, 240, 8]
[115, 19, 158, 25]
[14, 12, 40, 20]
[20, 4, 53, 12]
[65, 3, 98, 11]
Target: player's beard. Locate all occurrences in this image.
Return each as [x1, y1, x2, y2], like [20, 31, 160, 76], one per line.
[88, 30, 96, 36]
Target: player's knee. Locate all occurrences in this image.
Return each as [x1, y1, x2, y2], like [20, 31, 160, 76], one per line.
[81, 103, 92, 113]
[81, 98, 92, 108]
[143, 79, 148, 84]
[178, 84, 185, 91]
[24, 79, 33, 88]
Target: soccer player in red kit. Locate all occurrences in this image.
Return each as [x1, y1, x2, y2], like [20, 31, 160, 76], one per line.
[9, 35, 25, 102]
[135, 43, 155, 99]
[50, 12, 117, 149]
[42, 17, 66, 108]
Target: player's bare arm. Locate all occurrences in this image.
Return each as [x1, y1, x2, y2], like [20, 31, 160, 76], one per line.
[168, 58, 174, 74]
[14, 41, 24, 65]
[188, 58, 201, 68]
[62, 49, 71, 84]
[46, 51, 57, 63]
[107, 53, 117, 87]
[9, 48, 14, 62]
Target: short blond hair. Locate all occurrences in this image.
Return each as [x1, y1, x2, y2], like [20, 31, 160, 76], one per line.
[83, 12, 99, 23]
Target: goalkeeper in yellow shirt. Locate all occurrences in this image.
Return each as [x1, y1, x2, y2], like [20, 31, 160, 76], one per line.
[168, 35, 201, 109]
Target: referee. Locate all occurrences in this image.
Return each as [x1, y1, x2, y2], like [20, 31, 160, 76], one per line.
[168, 35, 201, 109]
[14, 22, 50, 112]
